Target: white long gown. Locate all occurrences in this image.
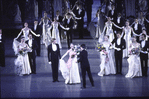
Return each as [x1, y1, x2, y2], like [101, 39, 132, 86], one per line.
[21, 29, 30, 41]
[98, 42, 116, 76]
[59, 50, 81, 84]
[99, 22, 121, 43]
[49, 22, 68, 49]
[13, 40, 31, 76]
[102, 22, 114, 43]
[125, 43, 142, 78]
[40, 18, 50, 46]
[123, 26, 132, 58]
[95, 14, 101, 38]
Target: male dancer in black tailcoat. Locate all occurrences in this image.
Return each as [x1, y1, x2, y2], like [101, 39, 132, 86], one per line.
[77, 44, 94, 89]
[63, 13, 74, 49]
[111, 31, 126, 74]
[48, 38, 61, 82]
[26, 34, 38, 74]
[33, 20, 41, 56]
[139, 34, 149, 77]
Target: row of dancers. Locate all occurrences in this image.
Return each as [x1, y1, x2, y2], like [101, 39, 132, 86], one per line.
[12, 32, 148, 90]
[15, 6, 85, 49]
[11, 2, 149, 89]
[95, 6, 149, 78]
[98, 33, 148, 78]
[11, 28, 149, 88]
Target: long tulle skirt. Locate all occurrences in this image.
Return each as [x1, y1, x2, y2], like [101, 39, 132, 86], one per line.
[125, 55, 142, 78]
[98, 50, 116, 76]
[59, 58, 81, 84]
[14, 54, 31, 76]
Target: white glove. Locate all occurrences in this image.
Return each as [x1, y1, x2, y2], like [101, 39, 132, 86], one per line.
[49, 62, 51, 64]
[117, 48, 121, 51]
[140, 51, 148, 54]
[66, 28, 70, 30]
[115, 47, 121, 51]
[37, 34, 40, 37]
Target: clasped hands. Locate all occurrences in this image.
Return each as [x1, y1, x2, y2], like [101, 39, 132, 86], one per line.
[115, 47, 121, 51]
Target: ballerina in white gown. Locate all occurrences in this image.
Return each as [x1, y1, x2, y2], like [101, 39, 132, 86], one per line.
[13, 36, 32, 76]
[125, 36, 142, 78]
[15, 22, 40, 41]
[95, 8, 102, 39]
[98, 35, 116, 76]
[39, 12, 52, 46]
[121, 20, 140, 58]
[59, 43, 81, 84]
[48, 17, 69, 48]
[99, 17, 123, 43]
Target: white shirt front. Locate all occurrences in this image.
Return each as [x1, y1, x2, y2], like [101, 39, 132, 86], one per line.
[34, 25, 37, 31]
[117, 38, 121, 45]
[78, 9, 82, 15]
[141, 40, 145, 48]
[52, 43, 57, 51]
[111, 10, 114, 15]
[56, 15, 59, 21]
[0, 34, 2, 40]
[117, 17, 121, 24]
[67, 18, 70, 24]
[28, 39, 32, 48]
[134, 23, 138, 30]
[0, 34, 2, 43]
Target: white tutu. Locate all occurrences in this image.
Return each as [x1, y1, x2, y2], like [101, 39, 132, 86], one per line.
[59, 59, 69, 83]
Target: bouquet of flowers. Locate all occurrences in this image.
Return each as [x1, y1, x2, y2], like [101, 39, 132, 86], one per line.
[18, 48, 28, 56]
[129, 47, 140, 55]
[95, 42, 106, 52]
[71, 54, 76, 58]
[74, 44, 81, 55]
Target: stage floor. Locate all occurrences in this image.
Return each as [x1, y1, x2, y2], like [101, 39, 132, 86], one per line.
[1, 38, 149, 98]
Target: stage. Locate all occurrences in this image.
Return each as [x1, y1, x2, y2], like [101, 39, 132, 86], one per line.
[1, 36, 149, 98]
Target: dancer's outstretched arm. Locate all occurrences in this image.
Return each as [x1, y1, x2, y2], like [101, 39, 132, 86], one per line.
[131, 28, 140, 36]
[16, 29, 23, 39]
[112, 22, 123, 29]
[39, 18, 43, 25]
[59, 23, 70, 30]
[61, 50, 70, 60]
[101, 23, 107, 35]
[29, 29, 40, 37]
[145, 18, 149, 23]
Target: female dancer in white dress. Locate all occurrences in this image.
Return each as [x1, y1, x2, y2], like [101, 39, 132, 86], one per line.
[13, 36, 32, 76]
[95, 8, 102, 39]
[48, 17, 69, 49]
[125, 36, 142, 78]
[39, 12, 52, 46]
[16, 22, 40, 41]
[122, 20, 140, 58]
[60, 43, 81, 84]
[98, 35, 116, 76]
[99, 17, 123, 43]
